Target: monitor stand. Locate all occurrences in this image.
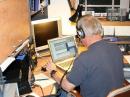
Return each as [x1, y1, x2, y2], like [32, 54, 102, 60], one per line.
[36, 48, 50, 57]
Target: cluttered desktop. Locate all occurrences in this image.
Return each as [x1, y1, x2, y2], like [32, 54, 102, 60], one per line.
[1, 36, 130, 97]
[1, 8, 130, 96]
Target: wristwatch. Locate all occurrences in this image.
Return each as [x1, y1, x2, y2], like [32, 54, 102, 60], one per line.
[50, 70, 57, 78]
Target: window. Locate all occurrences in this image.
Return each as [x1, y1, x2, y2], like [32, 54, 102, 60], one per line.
[87, 0, 112, 5]
[80, 0, 120, 13]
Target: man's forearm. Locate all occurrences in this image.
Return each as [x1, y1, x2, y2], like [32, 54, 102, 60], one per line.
[52, 71, 62, 84]
[52, 71, 75, 92]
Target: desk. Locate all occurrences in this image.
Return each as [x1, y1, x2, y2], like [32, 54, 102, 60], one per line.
[32, 57, 55, 96]
[111, 40, 130, 55]
[31, 45, 129, 97]
[111, 41, 130, 45]
[29, 46, 86, 96]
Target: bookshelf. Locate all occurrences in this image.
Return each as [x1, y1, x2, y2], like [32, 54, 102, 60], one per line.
[29, 0, 49, 20]
[29, 0, 48, 14]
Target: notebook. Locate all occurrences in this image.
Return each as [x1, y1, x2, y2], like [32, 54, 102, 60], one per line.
[48, 36, 78, 71]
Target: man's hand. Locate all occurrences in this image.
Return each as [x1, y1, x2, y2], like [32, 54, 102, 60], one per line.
[46, 60, 56, 77]
[45, 60, 76, 92]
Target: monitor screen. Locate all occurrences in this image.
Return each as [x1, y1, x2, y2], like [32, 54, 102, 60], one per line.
[48, 36, 77, 62]
[31, 17, 62, 51]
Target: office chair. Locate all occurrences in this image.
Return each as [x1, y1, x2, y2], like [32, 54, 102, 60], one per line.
[107, 84, 130, 97]
[70, 90, 82, 97]
[70, 80, 130, 97]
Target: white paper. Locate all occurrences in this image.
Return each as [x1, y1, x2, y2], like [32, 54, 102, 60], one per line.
[34, 73, 56, 88]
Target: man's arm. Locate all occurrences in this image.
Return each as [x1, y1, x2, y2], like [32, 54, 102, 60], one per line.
[52, 71, 76, 92]
[46, 61, 76, 92]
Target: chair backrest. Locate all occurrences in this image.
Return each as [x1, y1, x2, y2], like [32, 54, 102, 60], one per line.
[70, 90, 82, 97]
[107, 85, 130, 97]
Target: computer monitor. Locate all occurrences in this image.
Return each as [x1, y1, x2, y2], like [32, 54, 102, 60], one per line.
[48, 36, 77, 63]
[31, 17, 62, 54]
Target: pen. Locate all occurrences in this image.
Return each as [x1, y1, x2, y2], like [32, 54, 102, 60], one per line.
[35, 78, 48, 81]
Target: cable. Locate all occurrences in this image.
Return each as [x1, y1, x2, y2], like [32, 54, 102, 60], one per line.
[55, 59, 74, 96]
[60, 59, 74, 85]
[33, 83, 44, 97]
[49, 85, 55, 94]
[60, 53, 77, 86]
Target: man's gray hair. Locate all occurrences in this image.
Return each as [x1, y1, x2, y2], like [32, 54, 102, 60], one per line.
[77, 14, 104, 36]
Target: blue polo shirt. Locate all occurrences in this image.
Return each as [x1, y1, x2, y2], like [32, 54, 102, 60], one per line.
[67, 40, 124, 97]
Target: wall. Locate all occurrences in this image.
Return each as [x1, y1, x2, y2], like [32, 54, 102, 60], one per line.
[48, 0, 77, 35]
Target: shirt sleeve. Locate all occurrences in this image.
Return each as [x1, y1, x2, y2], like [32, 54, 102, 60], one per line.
[66, 55, 88, 86]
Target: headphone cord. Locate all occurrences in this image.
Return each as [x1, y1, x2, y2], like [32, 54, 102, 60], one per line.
[60, 53, 77, 86]
[33, 83, 44, 97]
[55, 59, 74, 96]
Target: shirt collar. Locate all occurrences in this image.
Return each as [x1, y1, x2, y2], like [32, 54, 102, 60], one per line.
[88, 39, 106, 50]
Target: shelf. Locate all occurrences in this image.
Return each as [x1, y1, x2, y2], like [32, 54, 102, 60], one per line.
[31, 11, 39, 16]
[99, 18, 130, 26]
[111, 41, 130, 45]
[31, 7, 48, 21]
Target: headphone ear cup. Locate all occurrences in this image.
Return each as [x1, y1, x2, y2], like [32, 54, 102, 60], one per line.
[77, 28, 85, 39]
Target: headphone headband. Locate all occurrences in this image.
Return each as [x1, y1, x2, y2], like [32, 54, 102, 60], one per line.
[76, 19, 86, 39]
[76, 15, 104, 39]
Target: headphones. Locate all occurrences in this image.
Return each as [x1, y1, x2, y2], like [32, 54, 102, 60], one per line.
[76, 24, 86, 39]
[76, 14, 104, 39]
[76, 19, 104, 39]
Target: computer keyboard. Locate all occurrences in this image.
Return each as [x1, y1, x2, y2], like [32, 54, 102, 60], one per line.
[56, 60, 73, 71]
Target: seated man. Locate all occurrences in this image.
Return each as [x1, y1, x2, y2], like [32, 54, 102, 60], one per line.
[46, 14, 124, 97]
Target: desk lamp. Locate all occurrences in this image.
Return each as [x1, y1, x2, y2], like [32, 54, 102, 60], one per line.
[69, 0, 88, 22]
[69, 4, 83, 22]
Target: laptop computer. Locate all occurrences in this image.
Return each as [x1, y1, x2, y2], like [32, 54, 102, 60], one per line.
[48, 36, 78, 71]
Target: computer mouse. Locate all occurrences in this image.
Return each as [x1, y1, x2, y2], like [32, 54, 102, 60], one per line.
[25, 95, 35, 97]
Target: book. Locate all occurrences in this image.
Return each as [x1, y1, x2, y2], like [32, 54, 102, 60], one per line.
[29, 0, 35, 11]
[34, 0, 40, 11]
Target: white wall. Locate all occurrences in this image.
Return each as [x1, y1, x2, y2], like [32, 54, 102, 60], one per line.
[48, 0, 76, 35]
[48, 0, 130, 36]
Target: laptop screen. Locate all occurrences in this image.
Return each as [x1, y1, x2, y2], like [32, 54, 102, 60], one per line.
[48, 36, 77, 63]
